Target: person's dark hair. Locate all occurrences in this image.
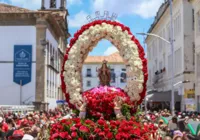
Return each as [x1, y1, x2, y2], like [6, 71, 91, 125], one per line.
[40, 111, 43, 115]
[184, 128, 190, 133]
[6, 118, 12, 124]
[172, 117, 177, 123]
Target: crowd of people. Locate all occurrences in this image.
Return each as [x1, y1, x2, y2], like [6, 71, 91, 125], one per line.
[0, 105, 74, 140]
[142, 109, 200, 140]
[1, 106, 200, 140]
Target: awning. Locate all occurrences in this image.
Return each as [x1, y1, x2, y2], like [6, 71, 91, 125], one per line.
[146, 91, 181, 102]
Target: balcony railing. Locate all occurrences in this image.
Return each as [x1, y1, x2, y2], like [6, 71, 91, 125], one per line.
[153, 68, 166, 84]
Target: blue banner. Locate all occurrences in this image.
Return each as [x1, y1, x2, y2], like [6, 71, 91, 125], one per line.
[13, 45, 32, 86]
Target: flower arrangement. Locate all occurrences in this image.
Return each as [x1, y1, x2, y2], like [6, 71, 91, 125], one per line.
[82, 86, 134, 120]
[50, 117, 159, 140]
[61, 20, 148, 108]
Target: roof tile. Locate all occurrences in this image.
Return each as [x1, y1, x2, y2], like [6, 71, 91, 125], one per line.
[0, 3, 34, 13]
[84, 52, 124, 64]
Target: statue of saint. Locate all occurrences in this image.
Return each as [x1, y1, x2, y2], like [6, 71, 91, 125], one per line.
[97, 60, 111, 86]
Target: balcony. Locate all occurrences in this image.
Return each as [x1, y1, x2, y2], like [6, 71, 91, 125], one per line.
[153, 67, 166, 84]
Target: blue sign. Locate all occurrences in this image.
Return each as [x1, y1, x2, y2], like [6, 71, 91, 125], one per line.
[56, 100, 67, 104]
[13, 45, 32, 86]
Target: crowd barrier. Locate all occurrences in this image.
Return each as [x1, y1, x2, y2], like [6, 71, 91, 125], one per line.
[0, 105, 35, 113]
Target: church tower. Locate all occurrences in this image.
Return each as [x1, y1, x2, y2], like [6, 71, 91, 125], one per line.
[41, 0, 66, 10]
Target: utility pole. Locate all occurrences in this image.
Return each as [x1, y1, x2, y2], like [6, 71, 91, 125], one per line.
[169, 0, 175, 116]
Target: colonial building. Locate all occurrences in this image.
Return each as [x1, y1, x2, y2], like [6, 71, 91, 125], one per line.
[0, 0, 70, 110]
[146, 0, 195, 111]
[189, 0, 200, 111]
[82, 52, 127, 91]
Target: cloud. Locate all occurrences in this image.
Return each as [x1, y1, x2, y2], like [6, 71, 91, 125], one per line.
[92, 0, 164, 19]
[68, 11, 88, 28]
[7, 0, 40, 10]
[68, 0, 82, 6]
[103, 46, 118, 56]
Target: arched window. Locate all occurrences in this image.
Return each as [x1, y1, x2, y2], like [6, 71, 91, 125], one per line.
[50, 0, 56, 8]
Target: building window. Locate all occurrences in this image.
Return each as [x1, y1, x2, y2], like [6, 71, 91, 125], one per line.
[197, 53, 200, 83]
[152, 40, 156, 56]
[198, 11, 200, 33]
[167, 23, 170, 41]
[87, 81, 91, 87]
[156, 39, 158, 57]
[149, 70, 151, 84]
[162, 29, 166, 48]
[148, 47, 151, 60]
[120, 69, 126, 83]
[159, 61, 162, 71]
[110, 69, 116, 83]
[86, 68, 92, 77]
[155, 59, 158, 70]
[159, 33, 162, 53]
[163, 53, 166, 68]
[175, 48, 182, 74]
[192, 9, 195, 30]
[50, 0, 56, 8]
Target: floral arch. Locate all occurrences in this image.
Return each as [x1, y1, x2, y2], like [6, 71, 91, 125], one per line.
[60, 20, 148, 108]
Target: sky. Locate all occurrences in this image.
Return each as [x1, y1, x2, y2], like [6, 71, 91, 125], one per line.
[1, 0, 165, 56]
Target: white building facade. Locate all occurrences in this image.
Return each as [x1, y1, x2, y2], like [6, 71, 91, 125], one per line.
[82, 53, 127, 91]
[0, 0, 69, 110]
[0, 26, 37, 105]
[190, 0, 200, 112]
[146, 0, 195, 112]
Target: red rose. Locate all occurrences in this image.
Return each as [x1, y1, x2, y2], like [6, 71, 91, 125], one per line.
[51, 133, 59, 139]
[98, 131, 105, 137]
[71, 132, 77, 138]
[73, 118, 81, 123]
[59, 132, 68, 139]
[103, 128, 109, 133]
[115, 133, 121, 140]
[75, 122, 82, 128]
[79, 126, 89, 133]
[70, 126, 77, 131]
[85, 119, 93, 125]
[97, 119, 105, 126]
[94, 128, 101, 133]
[106, 132, 113, 139]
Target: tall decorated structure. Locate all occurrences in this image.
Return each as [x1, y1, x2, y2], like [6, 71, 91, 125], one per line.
[49, 16, 161, 139]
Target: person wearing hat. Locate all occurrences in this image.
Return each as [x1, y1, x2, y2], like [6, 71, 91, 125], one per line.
[8, 130, 24, 140]
[158, 119, 164, 127]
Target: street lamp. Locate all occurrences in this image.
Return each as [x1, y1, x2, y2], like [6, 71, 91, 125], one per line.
[137, 33, 170, 44]
[173, 80, 190, 87]
[136, 0, 175, 116]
